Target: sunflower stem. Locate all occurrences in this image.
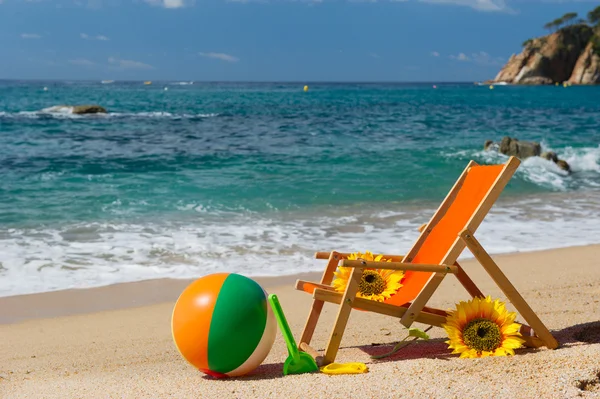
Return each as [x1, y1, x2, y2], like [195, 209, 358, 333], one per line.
[371, 326, 433, 359]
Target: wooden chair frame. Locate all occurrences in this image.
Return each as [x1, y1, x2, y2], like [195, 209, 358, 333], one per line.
[295, 157, 559, 365]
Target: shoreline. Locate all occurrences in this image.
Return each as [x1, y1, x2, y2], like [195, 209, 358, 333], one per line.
[1, 242, 599, 325]
[0, 272, 321, 325]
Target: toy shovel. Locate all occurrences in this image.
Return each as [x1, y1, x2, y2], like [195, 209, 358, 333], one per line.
[268, 294, 319, 375]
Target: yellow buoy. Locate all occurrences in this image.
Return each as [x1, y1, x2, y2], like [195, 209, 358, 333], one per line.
[303, 85, 309, 92]
[489, 85, 494, 90]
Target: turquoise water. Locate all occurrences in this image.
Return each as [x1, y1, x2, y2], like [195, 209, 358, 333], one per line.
[1, 81, 600, 296]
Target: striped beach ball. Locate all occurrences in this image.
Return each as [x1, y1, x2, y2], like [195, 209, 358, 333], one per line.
[171, 273, 276, 378]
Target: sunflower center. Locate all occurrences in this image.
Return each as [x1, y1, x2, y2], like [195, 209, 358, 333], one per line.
[358, 270, 385, 296]
[462, 318, 502, 353]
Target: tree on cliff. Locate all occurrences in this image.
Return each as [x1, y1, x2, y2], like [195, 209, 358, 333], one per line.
[588, 6, 600, 26]
[561, 12, 578, 26]
[544, 19, 560, 32]
[589, 6, 600, 54]
[544, 16, 570, 32]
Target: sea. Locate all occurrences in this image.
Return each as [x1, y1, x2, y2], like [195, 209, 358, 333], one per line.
[1, 80, 599, 297]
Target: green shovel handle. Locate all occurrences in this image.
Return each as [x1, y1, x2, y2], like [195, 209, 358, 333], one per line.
[268, 294, 300, 360]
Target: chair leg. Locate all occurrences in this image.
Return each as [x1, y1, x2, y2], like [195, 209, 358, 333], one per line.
[300, 300, 325, 346]
[300, 251, 343, 346]
[323, 267, 363, 365]
[454, 261, 485, 298]
[460, 230, 559, 349]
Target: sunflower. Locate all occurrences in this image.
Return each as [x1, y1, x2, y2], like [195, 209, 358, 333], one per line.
[332, 251, 404, 302]
[442, 296, 525, 358]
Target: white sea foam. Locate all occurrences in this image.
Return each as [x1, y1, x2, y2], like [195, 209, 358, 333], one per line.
[445, 144, 600, 191]
[1, 191, 599, 297]
[0, 109, 219, 119]
[41, 105, 75, 114]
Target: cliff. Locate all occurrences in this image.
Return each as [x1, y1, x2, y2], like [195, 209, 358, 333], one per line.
[493, 25, 597, 85]
[568, 41, 600, 84]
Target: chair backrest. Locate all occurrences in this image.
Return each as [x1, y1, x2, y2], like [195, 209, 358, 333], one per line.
[385, 156, 520, 307]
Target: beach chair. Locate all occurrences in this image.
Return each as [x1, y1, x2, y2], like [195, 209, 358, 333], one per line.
[295, 156, 558, 365]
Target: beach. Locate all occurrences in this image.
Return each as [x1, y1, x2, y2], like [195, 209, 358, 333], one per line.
[2, 244, 599, 398]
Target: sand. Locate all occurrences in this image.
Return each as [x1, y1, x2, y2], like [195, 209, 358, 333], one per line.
[1, 245, 600, 398]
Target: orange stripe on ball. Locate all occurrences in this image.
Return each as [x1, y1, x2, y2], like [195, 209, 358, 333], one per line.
[171, 273, 230, 371]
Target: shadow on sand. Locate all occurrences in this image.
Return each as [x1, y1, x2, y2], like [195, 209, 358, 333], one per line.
[345, 320, 600, 363]
[199, 321, 600, 380]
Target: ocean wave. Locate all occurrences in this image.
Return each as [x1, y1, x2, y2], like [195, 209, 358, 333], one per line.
[0, 109, 219, 120]
[41, 105, 75, 114]
[1, 191, 600, 297]
[108, 112, 219, 119]
[443, 144, 600, 191]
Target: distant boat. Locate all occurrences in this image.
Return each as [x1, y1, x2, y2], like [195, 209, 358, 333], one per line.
[101, 80, 115, 84]
[144, 81, 152, 85]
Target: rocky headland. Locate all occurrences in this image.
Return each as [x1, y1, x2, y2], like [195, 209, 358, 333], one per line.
[492, 6, 600, 85]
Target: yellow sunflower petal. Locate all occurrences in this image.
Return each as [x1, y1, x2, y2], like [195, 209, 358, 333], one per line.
[494, 347, 513, 357]
[501, 323, 521, 335]
[459, 349, 479, 358]
[501, 337, 525, 349]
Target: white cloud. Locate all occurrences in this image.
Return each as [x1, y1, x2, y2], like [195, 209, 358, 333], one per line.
[69, 58, 95, 66]
[21, 33, 42, 39]
[81, 33, 109, 41]
[164, 0, 184, 6]
[470, 51, 504, 65]
[449, 51, 504, 66]
[144, 0, 187, 8]
[431, 51, 440, 57]
[418, 0, 510, 12]
[449, 52, 469, 61]
[199, 52, 239, 63]
[108, 57, 154, 70]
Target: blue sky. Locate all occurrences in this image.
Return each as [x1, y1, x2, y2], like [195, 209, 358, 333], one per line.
[0, 0, 597, 81]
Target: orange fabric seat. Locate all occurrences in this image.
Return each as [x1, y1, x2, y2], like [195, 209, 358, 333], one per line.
[385, 164, 504, 307]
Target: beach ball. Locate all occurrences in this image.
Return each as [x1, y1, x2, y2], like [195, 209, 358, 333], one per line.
[171, 273, 276, 378]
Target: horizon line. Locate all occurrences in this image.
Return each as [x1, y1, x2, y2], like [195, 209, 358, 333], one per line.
[0, 79, 485, 84]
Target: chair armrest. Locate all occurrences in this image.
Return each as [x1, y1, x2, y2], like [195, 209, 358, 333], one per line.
[315, 252, 404, 261]
[340, 259, 457, 274]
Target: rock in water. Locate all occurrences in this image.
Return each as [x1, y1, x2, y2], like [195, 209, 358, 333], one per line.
[499, 136, 541, 159]
[519, 76, 554, 85]
[485, 137, 571, 174]
[541, 151, 559, 163]
[556, 160, 571, 173]
[71, 105, 107, 114]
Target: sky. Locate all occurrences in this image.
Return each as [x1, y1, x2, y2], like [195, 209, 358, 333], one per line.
[0, 0, 597, 81]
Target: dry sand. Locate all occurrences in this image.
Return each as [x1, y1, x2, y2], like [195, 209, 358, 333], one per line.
[1, 245, 600, 398]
